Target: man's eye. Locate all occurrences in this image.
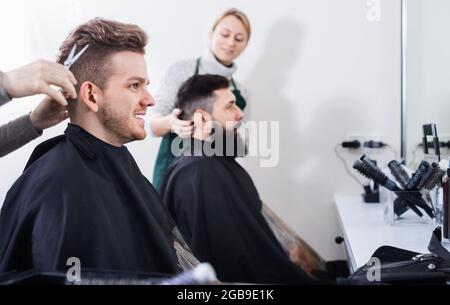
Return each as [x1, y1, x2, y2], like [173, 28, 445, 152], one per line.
[130, 83, 139, 89]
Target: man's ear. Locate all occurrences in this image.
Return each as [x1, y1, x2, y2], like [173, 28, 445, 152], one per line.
[79, 81, 101, 112]
[193, 109, 211, 126]
[193, 109, 213, 138]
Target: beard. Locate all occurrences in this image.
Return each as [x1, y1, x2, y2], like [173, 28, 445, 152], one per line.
[180, 120, 248, 158]
[98, 103, 145, 145]
[209, 121, 248, 158]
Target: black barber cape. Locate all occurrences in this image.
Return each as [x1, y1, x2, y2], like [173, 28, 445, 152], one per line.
[159, 139, 313, 284]
[0, 124, 180, 274]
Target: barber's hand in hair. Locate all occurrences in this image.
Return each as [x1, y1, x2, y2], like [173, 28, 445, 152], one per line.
[168, 108, 193, 138]
[288, 241, 322, 278]
[2, 60, 77, 106]
[29, 96, 69, 132]
[192, 111, 214, 139]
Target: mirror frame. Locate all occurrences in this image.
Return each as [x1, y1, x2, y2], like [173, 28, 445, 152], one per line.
[400, 0, 407, 160]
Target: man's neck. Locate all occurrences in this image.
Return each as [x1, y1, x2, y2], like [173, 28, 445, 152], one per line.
[192, 128, 211, 141]
[70, 117, 123, 147]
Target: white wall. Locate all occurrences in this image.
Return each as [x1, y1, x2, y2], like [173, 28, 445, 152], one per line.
[0, 0, 401, 261]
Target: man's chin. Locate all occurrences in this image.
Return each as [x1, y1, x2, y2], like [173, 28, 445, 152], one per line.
[132, 130, 147, 141]
[135, 135, 147, 141]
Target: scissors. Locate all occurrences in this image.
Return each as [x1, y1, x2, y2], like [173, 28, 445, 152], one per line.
[57, 44, 89, 101]
[64, 44, 89, 70]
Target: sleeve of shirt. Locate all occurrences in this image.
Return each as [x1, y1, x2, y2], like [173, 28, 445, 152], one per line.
[150, 62, 187, 119]
[234, 79, 252, 120]
[0, 114, 42, 158]
[150, 60, 197, 119]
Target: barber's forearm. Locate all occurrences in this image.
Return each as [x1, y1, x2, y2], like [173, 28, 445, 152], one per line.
[0, 114, 42, 158]
[0, 71, 12, 107]
[149, 114, 171, 137]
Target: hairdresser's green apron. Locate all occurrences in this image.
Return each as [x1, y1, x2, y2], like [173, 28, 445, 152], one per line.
[152, 58, 247, 190]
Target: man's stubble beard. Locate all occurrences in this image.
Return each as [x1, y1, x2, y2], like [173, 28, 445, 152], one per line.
[98, 104, 132, 145]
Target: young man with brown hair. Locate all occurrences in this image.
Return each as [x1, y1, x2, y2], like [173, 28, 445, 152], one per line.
[0, 18, 195, 275]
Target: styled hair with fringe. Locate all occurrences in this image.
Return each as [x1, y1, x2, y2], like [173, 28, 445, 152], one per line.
[57, 17, 148, 102]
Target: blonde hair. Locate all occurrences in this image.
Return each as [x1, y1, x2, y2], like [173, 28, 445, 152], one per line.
[212, 8, 251, 41]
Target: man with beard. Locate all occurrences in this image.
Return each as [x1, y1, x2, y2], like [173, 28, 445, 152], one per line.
[159, 75, 332, 284]
[0, 18, 199, 276]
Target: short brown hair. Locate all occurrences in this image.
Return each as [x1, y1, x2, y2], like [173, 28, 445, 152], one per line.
[212, 8, 251, 41]
[57, 18, 148, 101]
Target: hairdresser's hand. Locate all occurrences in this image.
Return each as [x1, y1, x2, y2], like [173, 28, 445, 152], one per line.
[168, 108, 193, 138]
[2, 59, 77, 106]
[29, 96, 68, 132]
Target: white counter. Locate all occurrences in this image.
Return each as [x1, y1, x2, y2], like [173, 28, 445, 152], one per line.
[334, 194, 449, 273]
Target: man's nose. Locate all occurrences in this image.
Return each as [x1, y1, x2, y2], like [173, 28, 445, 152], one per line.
[141, 89, 155, 107]
[235, 106, 244, 121]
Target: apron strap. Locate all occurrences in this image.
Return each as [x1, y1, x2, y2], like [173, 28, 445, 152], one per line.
[194, 58, 201, 75]
[230, 77, 238, 91]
